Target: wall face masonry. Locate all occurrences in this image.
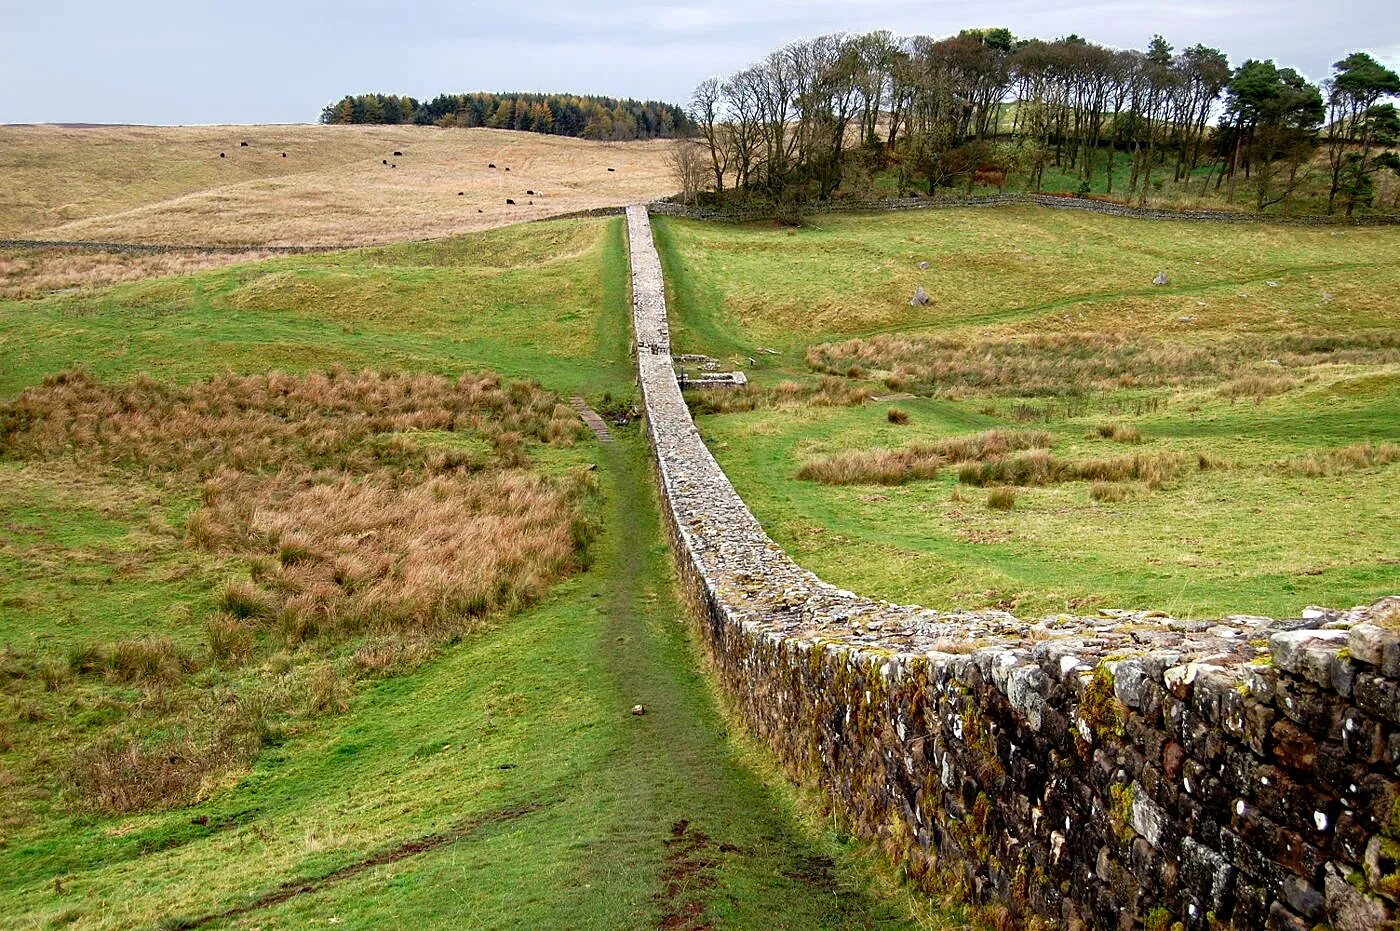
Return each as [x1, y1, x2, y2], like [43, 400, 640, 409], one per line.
[625, 203, 1400, 930]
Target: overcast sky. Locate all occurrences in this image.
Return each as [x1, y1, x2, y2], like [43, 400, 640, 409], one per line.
[3, 0, 1397, 124]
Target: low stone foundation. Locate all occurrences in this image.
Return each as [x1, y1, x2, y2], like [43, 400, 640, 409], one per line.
[625, 203, 1400, 929]
[648, 192, 1400, 227]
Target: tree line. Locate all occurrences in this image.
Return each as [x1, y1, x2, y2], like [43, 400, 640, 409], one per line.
[686, 30, 1400, 215]
[319, 92, 691, 141]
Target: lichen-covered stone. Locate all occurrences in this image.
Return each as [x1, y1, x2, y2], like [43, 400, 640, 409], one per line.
[624, 205, 1400, 930]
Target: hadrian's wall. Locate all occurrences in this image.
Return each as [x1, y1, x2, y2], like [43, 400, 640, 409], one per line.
[625, 203, 1400, 930]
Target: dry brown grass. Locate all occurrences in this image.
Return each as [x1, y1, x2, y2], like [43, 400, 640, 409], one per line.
[688, 376, 872, 414]
[958, 450, 1186, 489]
[796, 429, 1052, 486]
[2, 368, 594, 812]
[1, 368, 584, 474]
[1282, 442, 1400, 477]
[807, 331, 1400, 397]
[0, 124, 674, 246]
[1217, 374, 1302, 399]
[1091, 422, 1143, 444]
[0, 248, 274, 300]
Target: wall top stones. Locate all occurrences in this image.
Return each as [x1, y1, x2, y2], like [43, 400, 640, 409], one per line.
[627, 201, 1395, 692]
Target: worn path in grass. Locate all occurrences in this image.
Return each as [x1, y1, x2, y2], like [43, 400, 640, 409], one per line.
[0, 215, 930, 928]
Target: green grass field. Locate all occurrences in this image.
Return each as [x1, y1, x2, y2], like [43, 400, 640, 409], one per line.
[0, 218, 951, 929]
[654, 207, 1400, 619]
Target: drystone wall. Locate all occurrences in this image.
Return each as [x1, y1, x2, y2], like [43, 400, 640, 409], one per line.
[647, 193, 1400, 226]
[626, 203, 1400, 930]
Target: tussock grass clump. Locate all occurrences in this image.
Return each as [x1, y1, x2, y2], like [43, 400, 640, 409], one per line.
[103, 638, 196, 686]
[688, 376, 871, 414]
[66, 703, 270, 814]
[987, 488, 1017, 511]
[1092, 422, 1143, 444]
[1090, 482, 1135, 503]
[806, 332, 1400, 398]
[1217, 374, 1300, 399]
[797, 429, 1052, 486]
[959, 451, 1186, 490]
[886, 407, 910, 425]
[1283, 442, 1400, 477]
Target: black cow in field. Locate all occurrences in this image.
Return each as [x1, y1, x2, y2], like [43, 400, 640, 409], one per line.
[383, 159, 388, 165]
[393, 150, 402, 156]
[526, 190, 535, 195]
[219, 153, 225, 158]
[488, 163, 495, 168]
[505, 198, 515, 205]
[240, 141, 248, 147]
[607, 167, 615, 172]
[281, 152, 287, 157]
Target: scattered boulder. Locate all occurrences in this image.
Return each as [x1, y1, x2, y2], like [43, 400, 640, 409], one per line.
[909, 287, 930, 306]
[1266, 280, 1279, 288]
[917, 261, 929, 270]
[1152, 271, 1169, 286]
[631, 704, 645, 716]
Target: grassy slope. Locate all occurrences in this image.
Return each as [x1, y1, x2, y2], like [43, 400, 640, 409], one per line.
[654, 208, 1400, 618]
[0, 219, 943, 928]
[0, 124, 673, 246]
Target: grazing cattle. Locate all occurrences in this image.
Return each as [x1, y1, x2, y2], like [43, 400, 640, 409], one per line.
[281, 152, 287, 157]
[607, 167, 615, 172]
[526, 190, 535, 195]
[505, 198, 515, 205]
[391, 163, 397, 168]
[393, 150, 402, 156]
[458, 191, 464, 196]
[488, 163, 495, 168]
[219, 153, 225, 158]
[477, 209, 483, 213]
[240, 141, 248, 147]
[382, 159, 388, 165]
[528, 200, 533, 205]
[504, 167, 510, 172]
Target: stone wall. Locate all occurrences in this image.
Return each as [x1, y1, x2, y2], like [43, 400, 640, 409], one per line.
[648, 192, 1400, 227]
[625, 203, 1400, 930]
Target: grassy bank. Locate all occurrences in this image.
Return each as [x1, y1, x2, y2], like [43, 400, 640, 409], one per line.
[654, 207, 1400, 618]
[0, 217, 943, 928]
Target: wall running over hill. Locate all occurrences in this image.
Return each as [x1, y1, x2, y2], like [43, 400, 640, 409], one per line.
[626, 204, 1400, 930]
